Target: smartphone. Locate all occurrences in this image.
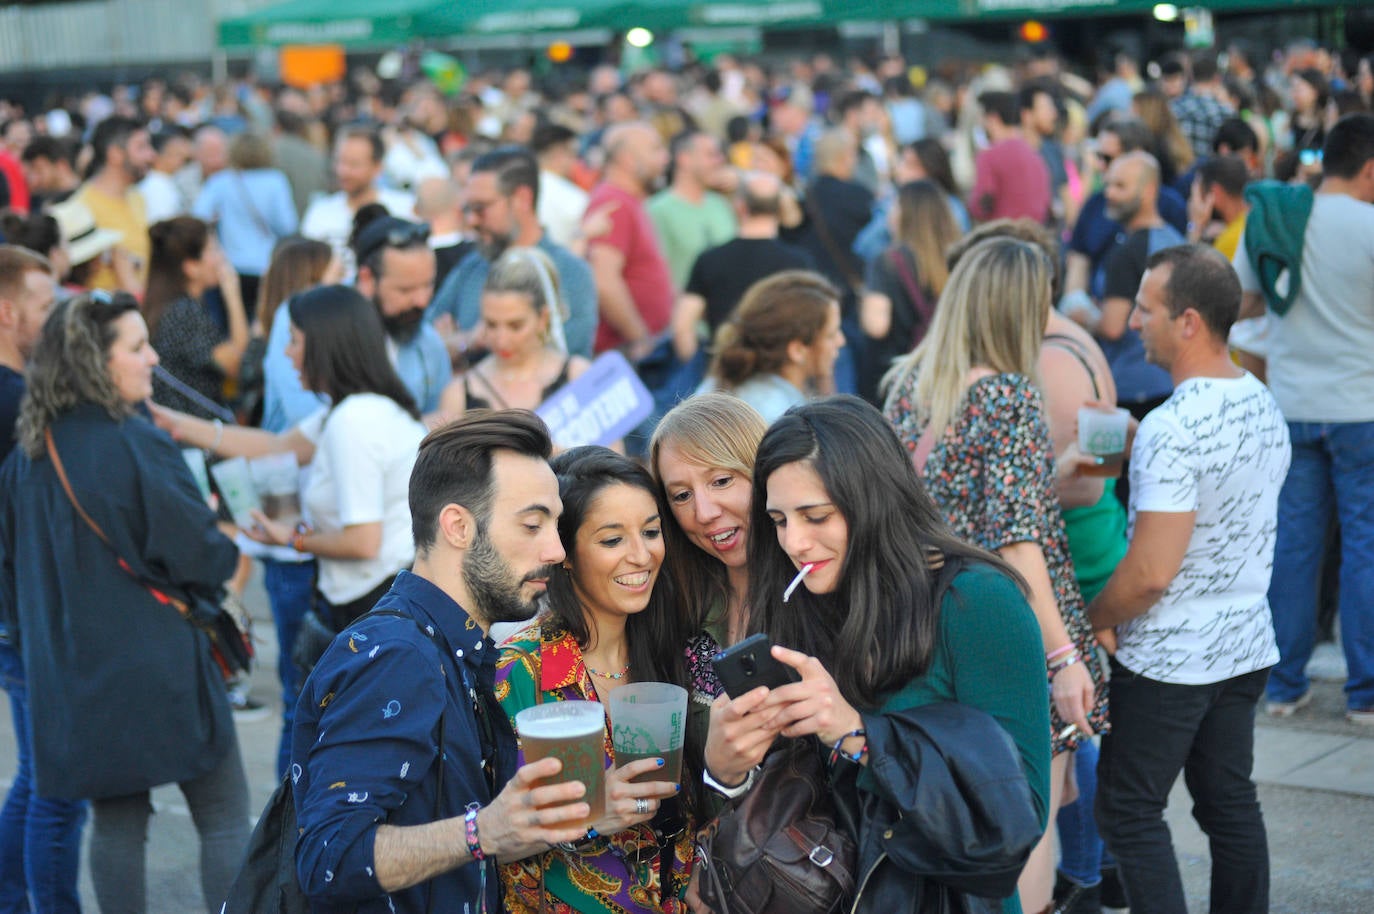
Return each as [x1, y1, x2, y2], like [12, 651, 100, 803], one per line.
[711, 633, 800, 699]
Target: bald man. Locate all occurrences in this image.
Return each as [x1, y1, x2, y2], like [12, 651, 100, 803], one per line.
[413, 175, 472, 287]
[671, 170, 814, 363]
[585, 122, 673, 360]
[1094, 151, 1185, 500]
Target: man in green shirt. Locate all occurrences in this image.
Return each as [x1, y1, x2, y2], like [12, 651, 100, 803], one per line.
[646, 130, 737, 290]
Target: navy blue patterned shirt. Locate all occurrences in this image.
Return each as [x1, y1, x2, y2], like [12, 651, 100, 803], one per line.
[291, 570, 517, 914]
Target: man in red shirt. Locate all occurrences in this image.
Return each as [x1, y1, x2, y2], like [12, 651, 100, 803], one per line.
[584, 122, 673, 359]
[969, 91, 1051, 224]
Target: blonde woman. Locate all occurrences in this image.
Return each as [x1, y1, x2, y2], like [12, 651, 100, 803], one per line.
[437, 247, 589, 415]
[859, 179, 962, 401]
[882, 237, 1107, 914]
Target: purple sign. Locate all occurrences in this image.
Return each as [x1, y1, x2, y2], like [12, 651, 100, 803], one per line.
[536, 350, 654, 449]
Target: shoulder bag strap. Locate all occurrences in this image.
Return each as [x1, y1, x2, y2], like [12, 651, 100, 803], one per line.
[888, 247, 934, 326]
[231, 169, 276, 239]
[804, 195, 864, 296]
[44, 427, 195, 621]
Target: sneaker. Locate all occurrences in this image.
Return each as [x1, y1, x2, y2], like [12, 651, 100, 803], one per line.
[229, 693, 272, 722]
[1265, 689, 1313, 718]
[1346, 708, 1374, 725]
[1053, 881, 1101, 914]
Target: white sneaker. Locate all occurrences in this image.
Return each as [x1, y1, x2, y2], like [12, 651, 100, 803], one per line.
[1346, 708, 1374, 726]
[1265, 689, 1313, 718]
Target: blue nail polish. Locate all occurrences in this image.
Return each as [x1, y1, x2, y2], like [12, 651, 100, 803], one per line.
[656, 758, 665, 767]
[675, 783, 682, 792]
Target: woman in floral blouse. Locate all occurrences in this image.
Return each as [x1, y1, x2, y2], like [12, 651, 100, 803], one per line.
[882, 237, 1108, 914]
[495, 446, 697, 913]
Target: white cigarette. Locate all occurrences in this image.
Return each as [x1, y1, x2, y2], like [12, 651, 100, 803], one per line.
[783, 564, 815, 603]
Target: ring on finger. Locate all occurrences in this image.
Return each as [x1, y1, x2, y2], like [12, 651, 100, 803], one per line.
[635, 797, 650, 815]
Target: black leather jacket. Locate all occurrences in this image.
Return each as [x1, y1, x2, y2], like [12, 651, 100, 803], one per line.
[834, 702, 1045, 914]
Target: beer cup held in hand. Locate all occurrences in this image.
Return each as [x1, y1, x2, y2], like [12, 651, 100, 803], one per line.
[515, 701, 607, 827]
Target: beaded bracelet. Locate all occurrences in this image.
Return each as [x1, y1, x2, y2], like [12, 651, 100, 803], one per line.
[463, 802, 485, 861]
[829, 729, 868, 766]
[1048, 654, 1082, 678]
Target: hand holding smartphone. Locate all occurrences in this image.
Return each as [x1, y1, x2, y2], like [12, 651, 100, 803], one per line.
[710, 633, 801, 699]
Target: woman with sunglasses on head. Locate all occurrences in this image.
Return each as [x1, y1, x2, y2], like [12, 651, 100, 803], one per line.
[153, 284, 427, 635]
[1, 291, 249, 914]
[494, 446, 695, 913]
[437, 247, 590, 416]
[883, 237, 1108, 914]
[741, 397, 1050, 914]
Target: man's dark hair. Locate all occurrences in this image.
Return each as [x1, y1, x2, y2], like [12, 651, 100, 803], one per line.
[1197, 155, 1248, 199]
[471, 145, 540, 208]
[1146, 243, 1241, 339]
[1101, 116, 1152, 153]
[1213, 117, 1258, 155]
[1017, 79, 1059, 116]
[1159, 55, 1188, 80]
[409, 410, 553, 552]
[150, 126, 190, 154]
[1323, 113, 1374, 181]
[703, 69, 723, 95]
[21, 135, 76, 167]
[337, 124, 385, 163]
[977, 91, 1020, 128]
[87, 115, 145, 177]
[531, 121, 577, 156]
[832, 90, 875, 124]
[351, 212, 429, 280]
[668, 129, 705, 164]
[1191, 51, 1219, 83]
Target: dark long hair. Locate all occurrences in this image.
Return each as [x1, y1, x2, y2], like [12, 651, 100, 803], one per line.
[747, 396, 1025, 708]
[143, 216, 209, 338]
[542, 446, 703, 812]
[287, 284, 420, 420]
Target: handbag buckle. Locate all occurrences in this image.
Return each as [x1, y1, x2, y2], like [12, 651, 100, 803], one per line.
[809, 845, 834, 867]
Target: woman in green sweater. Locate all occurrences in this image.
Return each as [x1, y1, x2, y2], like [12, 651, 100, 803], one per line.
[707, 397, 1051, 914]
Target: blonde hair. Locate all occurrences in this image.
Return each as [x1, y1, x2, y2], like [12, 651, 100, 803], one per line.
[884, 237, 1051, 438]
[484, 247, 568, 353]
[650, 392, 768, 486]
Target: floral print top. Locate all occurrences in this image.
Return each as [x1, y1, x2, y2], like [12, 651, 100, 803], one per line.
[495, 622, 694, 914]
[884, 372, 1108, 755]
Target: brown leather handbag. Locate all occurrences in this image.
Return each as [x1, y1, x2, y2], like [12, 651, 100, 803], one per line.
[695, 737, 857, 914]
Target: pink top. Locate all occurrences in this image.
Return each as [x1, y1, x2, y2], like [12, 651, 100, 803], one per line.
[969, 137, 1051, 224]
[585, 183, 673, 353]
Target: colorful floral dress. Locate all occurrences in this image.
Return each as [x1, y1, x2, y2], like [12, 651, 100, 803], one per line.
[884, 372, 1108, 755]
[495, 622, 695, 914]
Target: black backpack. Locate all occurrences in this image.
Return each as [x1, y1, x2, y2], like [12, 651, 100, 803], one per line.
[220, 609, 448, 914]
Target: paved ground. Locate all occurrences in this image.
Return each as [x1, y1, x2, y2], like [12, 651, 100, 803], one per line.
[2, 578, 1372, 913]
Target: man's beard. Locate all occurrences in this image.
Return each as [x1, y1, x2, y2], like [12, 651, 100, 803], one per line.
[478, 229, 515, 263]
[463, 527, 556, 625]
[379, 301, 426, 344]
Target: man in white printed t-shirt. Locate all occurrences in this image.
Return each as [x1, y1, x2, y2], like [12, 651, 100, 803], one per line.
[1088, 244, 1290, 914]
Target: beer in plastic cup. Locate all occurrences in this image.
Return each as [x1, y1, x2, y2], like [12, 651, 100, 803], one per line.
[608, 682, 688, 784]
[1077, 406, 1131, 478]
[514, 701, 607, 828]
[250, 452, 302, 526]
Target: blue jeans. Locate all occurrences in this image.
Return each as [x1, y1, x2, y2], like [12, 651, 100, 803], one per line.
[263, 559, 315, 779]
[1267, 420, 1374, 710]
[1097, 661, 1270, 914]
[1056, 738, 1115, 886]
[0, 641, 88, 914]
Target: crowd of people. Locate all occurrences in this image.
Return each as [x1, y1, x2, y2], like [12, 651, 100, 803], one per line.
[0, 32, 1371, 914]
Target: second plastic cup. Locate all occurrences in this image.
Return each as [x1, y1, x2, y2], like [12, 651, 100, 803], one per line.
[1077, 406, 1131, 478]
[514, 700, 607, 828]
[250, 452, 302, 527]
[608, 682, 688, 784]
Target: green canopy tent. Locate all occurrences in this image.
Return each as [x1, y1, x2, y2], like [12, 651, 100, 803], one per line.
[218, 0, 511, 49]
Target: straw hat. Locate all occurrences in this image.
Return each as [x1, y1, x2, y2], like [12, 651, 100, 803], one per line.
[49, 198, 123, 267]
